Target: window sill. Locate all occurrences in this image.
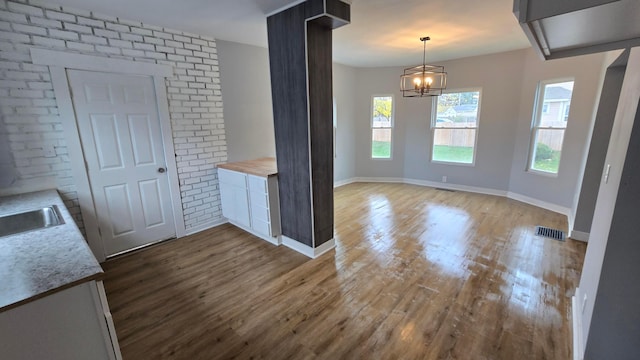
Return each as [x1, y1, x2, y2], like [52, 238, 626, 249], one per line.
[431, 160, 475, 167]
[527, 168, 559, 178]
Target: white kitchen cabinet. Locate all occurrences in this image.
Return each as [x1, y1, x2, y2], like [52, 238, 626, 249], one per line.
[0, 280, 122, 360]
[0, 190, 121, 360]
[218, 167, 281, 245]
[218, 169, 251, 228]
[247, 174, 281, 242]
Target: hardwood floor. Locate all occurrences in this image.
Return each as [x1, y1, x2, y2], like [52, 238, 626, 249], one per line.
[103, 182, 587, 359]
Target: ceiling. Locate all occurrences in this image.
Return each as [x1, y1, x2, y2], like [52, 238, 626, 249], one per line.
[49, 0, 531, 67]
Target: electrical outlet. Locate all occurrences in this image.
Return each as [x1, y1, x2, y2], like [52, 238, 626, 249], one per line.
[442, 176, 447, 183]
[582, 293, 588, 313]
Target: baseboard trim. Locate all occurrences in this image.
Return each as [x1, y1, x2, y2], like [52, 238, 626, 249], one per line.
[334, 178, 356, 188]
[570, 230, 590, 242]
[568, 210, 576, 238]
[506, 191, 572, 218]
[404, 178, 508, 197]
[228, 220, 282, 246]
[572, 288, 584, 360]
[351, 176, 405, 184]
[282, 236, 336, 258]
[334, 177, 570, 218]
[184, 218, 228, 236]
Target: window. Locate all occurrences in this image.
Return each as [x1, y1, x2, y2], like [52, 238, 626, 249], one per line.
[371, 95, 393, 159]
[431, 89, 481, 164]
[542, 103, 550, 114]
[528, 79, 574, 175]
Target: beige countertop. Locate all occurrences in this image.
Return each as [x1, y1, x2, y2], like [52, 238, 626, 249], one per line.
[217, 157, 278, 177]
[0, 189, 103, 312]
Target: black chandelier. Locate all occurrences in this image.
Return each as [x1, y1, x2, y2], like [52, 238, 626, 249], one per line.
[400, 36, 447, 97]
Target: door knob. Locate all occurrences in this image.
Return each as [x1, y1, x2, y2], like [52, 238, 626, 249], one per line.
[158, 167, 166, 173]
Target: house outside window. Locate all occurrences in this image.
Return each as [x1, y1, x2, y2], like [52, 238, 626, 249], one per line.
[431, 89, 481, 165]
[542, 103, 550, 114]
[528, 79, 575, 175]
[371, 95, 393, 159]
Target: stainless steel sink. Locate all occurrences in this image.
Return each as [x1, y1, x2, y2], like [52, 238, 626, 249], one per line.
[0, 206, 65, 238]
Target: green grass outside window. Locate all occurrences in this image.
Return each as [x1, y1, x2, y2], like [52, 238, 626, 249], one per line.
[432, 145, 473, 164]
[372, 141, 391, 158]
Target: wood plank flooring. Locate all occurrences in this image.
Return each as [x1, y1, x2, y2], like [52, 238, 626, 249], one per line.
[103, 182, 587, 359]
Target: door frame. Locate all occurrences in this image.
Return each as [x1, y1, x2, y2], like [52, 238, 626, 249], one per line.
[31, 48, 186, 262]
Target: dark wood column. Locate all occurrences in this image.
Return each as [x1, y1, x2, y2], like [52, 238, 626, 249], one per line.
[267, 0, 349, 256]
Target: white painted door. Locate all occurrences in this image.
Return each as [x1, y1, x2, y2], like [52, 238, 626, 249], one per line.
[68, 70, 175, 256]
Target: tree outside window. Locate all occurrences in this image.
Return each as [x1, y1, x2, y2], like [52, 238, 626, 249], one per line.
[371, 96, 393, 159]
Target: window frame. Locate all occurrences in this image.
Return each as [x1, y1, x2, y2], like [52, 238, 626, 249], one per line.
[430, 87, 482, 166]
[370, 94, 394, 160]
[527, 78, 575, 177]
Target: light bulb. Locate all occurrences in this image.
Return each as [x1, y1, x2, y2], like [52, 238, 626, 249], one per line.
[413, 77, 421, 91]
[425, 77, 433, 85]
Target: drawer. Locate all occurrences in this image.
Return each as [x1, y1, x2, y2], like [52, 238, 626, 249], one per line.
[251, 204, 270, 223]
[218, 168, 246, 186]
[249, 191, 269, 209]
[248, 174, 267, 194]
[252, 218, 270, 237]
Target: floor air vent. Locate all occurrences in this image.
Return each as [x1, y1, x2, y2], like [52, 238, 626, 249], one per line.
[535, 226, 566, 241]
[435, 188, 456, 192]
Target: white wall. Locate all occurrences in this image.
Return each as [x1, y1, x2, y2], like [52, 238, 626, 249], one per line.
[350, 48, 606, 214]
[0, 120, 16, 187]
[0, 0, 227, 232]
[216, 40, 358, 182]
[219, 44, 606, 215]
[217, 43, 606, 224]
[353, 67, 406, 178]
[576, 47, 640, 357]
[333, 62, 357, 183]
[402, 50, 526, 190]
[217, 40, 275, 162]
[508, 49, 606, 209]
[572, 50, 626, 238]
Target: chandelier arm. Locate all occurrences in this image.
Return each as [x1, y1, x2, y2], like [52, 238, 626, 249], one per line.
[402, 36, 445, 98]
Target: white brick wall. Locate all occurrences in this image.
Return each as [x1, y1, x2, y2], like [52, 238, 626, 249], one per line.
[0, 0, 227, 233]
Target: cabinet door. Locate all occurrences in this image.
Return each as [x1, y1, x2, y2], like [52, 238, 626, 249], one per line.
[232, 185, 251, 228]
[247, 175, 270, 237]
[219, 169, 250, 227]
[219, 181, 235, 221]
[220, 182, 250, 228]
[0, 282, 116, 360]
